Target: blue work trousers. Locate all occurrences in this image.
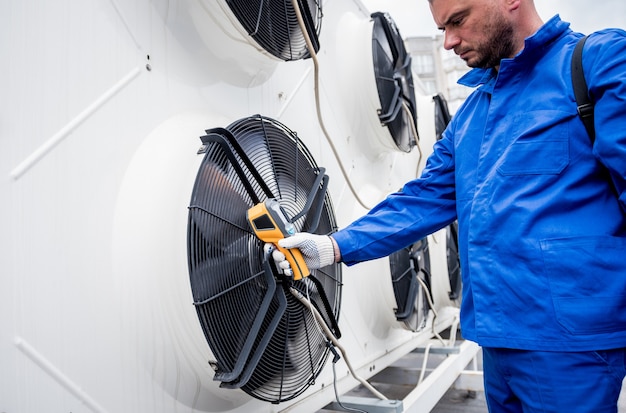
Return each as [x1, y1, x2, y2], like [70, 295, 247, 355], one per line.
[482, 347, 626, 412]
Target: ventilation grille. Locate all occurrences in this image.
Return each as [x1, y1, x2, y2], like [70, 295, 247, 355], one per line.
[225, 0, 322, 61]
[431, 94, 462, 301]
[433, 94, 452, 141]
[389, 238, 431, 332]
[446, 222, 461, 301]
[371, 12, 418, 152]
[187, 115, 341, 403]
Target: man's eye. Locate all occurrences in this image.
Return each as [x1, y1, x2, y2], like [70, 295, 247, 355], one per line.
[452, 18, 463, 27]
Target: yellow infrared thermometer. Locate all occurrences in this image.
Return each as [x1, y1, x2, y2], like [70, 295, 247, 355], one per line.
[247, 199, 310, 280]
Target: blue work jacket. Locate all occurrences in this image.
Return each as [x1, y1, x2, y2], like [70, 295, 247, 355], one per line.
[333, 16, 626, 351]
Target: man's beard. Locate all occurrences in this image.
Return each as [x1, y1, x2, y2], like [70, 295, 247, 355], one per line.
[468, 14, 516, 69]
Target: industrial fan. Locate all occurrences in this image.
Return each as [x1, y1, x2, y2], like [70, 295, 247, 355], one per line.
[371, 12, 418, 152]
[433, 93, 462, 301]
[446, 222, 462, 301]
[389, 238, 431, 331]
[187, 115, 342, 403]
[433, 94, 452, 141]
[225, 0, 322, 61]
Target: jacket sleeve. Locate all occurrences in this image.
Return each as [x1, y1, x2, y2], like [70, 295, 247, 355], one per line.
[332, 131, 458, 266]
[586, 29, 626, 211]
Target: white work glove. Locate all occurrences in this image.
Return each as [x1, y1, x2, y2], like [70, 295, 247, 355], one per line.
[277, 232, 336, 270]
[264, 243, 294, 276]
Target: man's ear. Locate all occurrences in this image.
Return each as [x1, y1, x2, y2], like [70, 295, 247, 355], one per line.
[507, 0, 521, 12]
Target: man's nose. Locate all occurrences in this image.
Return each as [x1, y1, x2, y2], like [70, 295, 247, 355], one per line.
[443, 30, 461, 51]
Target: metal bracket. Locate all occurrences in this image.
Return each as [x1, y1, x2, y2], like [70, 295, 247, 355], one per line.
[326, 396, 403, 413]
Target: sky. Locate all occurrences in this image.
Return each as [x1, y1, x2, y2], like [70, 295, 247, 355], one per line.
[360, 0, 626, 38]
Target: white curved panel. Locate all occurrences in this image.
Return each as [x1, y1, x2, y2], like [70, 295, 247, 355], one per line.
[330, 11, 395, 157]
[323, 11, 419, 159]
[148, 0, 280, 87]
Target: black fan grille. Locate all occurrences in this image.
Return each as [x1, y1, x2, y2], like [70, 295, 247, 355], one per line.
[226, 0, 322, 61]
[433, 94, 452, 141]
[242, 279, 329, 401]
[446, 222, 461, 301]
[431, 94, 462, 301]
[188, 149, 269, 380]
[188, 115, 341, 403]
[371, 12, 418, 152]
[389, 238, 431, 332]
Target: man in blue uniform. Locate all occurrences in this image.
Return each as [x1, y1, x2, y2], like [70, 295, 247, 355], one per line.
[278, 0, 626, 411]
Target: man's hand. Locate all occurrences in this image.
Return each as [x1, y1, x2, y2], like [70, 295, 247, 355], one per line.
[277, 233, 337, 270]
[264, 243, 295, 276]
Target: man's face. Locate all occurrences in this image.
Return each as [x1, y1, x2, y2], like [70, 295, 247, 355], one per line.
[429, 0, 516, 69]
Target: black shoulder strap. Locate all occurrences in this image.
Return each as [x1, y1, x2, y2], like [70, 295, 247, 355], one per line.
[571, 35, 596, 143]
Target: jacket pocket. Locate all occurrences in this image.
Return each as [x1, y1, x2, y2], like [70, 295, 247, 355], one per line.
[498, 140, 568, 175]
[497, 110, 570, 175]
[541, 236, 626, 335]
